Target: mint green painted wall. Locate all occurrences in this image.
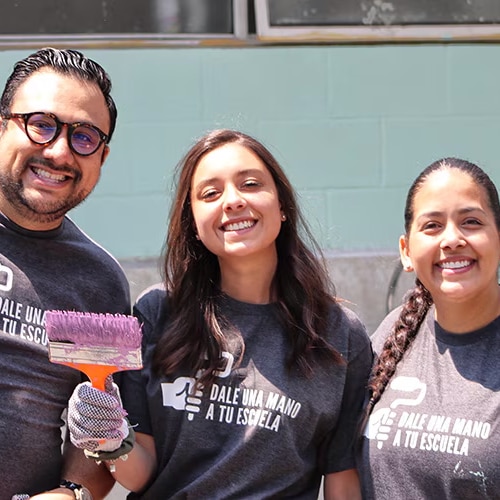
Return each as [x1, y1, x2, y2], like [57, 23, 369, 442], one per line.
[1, 44, 500, 258]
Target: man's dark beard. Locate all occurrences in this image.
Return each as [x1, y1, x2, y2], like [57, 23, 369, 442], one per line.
[0, 172, 89, 225]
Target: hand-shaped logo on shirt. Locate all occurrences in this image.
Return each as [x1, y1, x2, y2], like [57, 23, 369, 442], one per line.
[365, 376, 426, 449]
[161, 377, 203, 420]
[161, 351, 235, 421]
[365, 407, 395, 449]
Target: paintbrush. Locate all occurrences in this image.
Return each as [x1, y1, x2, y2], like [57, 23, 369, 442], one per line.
[45, 310, 142, 391]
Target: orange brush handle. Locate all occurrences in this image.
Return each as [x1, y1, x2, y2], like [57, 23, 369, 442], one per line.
[65, 362, 119, 391]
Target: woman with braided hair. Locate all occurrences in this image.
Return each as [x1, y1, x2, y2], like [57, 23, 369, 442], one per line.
[359, 157, 500, 499]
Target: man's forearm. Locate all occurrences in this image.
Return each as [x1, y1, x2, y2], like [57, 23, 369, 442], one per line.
[60, 439, 115, 500]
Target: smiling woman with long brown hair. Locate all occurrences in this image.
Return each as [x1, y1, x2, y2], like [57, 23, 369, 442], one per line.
[66, 129, 372, 499]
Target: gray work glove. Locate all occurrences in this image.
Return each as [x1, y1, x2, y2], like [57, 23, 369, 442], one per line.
[68, 376, 129, 453]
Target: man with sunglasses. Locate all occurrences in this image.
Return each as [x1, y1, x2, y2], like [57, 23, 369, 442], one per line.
[0, 48, 130, 499]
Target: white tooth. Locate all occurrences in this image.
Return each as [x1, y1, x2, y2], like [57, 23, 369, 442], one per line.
[33, 167, 66, 182]
[440, 260, 470, 269]
[225, 220, 253, 231]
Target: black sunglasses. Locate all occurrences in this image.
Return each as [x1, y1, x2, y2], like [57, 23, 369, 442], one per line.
[4, 111, 109, 156]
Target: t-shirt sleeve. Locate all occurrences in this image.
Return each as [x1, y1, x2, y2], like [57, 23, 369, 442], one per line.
[322, 310, 374, 473]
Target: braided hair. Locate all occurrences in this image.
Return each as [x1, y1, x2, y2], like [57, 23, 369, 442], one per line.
[367, 280, 432, 410]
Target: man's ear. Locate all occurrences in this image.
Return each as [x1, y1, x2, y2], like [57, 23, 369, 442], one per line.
[100, 145, 110, 164]
[399, 234, 413, 272]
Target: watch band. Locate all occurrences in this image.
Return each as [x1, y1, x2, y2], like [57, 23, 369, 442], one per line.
[60, 480, 93, 500]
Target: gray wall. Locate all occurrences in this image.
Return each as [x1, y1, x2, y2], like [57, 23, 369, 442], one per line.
[121, 251, 416, 335]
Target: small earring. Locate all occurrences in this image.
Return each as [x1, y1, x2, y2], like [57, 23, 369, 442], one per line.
[281, 214, 287, 221]
[403, 264, 413, 272]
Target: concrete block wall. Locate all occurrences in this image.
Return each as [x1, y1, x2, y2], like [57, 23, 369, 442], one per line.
[75, 44, 500, 260]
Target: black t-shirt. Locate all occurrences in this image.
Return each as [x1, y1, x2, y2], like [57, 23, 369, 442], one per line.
[0, 213, 130, 498]
[120, 286, 373, 499]
[359, 307, 500, 499]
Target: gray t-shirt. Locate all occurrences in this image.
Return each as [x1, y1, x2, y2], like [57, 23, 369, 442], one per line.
[359, 306, 500, 499]
[0, 213, 130, 498]
[120, 285, 373, 499]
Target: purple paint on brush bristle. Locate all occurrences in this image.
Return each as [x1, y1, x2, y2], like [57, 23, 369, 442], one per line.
[45, 310, 142, 348]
